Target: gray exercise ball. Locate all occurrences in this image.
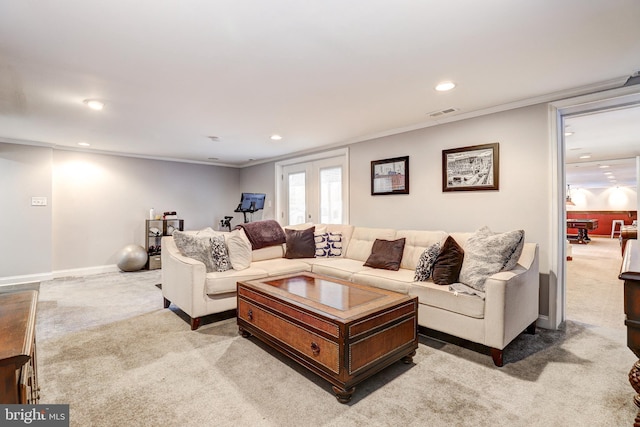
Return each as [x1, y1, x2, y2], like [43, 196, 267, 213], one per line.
[116, 244, 148, 272]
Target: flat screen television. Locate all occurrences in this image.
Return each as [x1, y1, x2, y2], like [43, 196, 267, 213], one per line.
[238, 192, 266, 211]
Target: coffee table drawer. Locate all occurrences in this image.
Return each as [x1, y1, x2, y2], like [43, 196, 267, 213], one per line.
[238, 286, 339, 338]
[238, 299, 340, 373]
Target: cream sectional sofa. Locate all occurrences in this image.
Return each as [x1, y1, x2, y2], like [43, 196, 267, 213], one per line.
[161, 223, 539, 366]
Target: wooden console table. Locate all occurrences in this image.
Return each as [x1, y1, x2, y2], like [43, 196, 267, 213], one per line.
[620, 240, 640, 425]
[622, 226, 638, 256]
[0, 290, 39, 404]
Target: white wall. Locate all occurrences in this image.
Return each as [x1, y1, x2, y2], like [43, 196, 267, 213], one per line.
[0, 143, 53, 279]
[1, 145, 240, 283]
[52, 150, 240, 272]
[349, 104, 550, 270]
[567, 186, 637, 211]
[241, 103, 552, 315]
[238, 161, 277, 222]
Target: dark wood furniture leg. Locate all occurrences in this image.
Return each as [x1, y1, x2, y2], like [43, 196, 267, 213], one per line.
[163, 297, 171, 309]
[490, 348, 504, 367]
[402, 350, 416, 364]
[332, 386, 355, 403]
[526, 321, 536, 334]
[190, 317, 201, 331]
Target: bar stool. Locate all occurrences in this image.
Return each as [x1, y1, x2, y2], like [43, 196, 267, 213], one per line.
[612, 220, 625, 238]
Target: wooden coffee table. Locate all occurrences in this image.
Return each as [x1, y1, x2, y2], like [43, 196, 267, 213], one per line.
[237, 272, 418, 403]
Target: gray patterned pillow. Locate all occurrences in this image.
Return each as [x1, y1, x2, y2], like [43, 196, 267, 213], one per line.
[458, 226, 525, 292]
[173, 230, 219, 272]
[414, 242, 441, 281]
[210, 235, 231, 272]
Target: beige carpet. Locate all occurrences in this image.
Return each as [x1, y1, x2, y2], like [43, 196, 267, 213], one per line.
[566, 236, 626, 329]
[34, 249, 638, 426]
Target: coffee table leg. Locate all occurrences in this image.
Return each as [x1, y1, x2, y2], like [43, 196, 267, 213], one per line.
[239, 326, 251, 338]
[402, 350, 416, 364]
[332, 386, 355, 403]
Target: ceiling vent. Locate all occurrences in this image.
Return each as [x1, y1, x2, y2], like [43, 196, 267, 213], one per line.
[428, 107, 459, 118]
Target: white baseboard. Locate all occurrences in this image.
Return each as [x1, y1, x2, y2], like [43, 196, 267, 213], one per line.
[0, 272, 53, 286]
[0, 264, 120, 286]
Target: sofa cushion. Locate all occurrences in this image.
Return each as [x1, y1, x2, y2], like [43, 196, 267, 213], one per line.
[409, 280, 485, 319]
[363, 238, 406, 271]
[204, 267, 270, 295]
[345, 227, 396, 261]
[351, 268, 414, 294]
[252, 258, 313, 276]
[285, 226, 316, 259]
[311, 258, 370, 281]
[458, 226, 525, 292]
[225, 229, 252, 270]
[172, 228, 222, 273]
[432, 236, 464, 285]
[251, 244, 285, 262]
[396, 230, 448, 270]
[413, 242, 441, 281]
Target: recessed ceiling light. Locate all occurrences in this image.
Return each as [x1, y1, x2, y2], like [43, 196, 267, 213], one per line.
[78, 142, 91, 147]
[604, 171, 613, 175]
[83, 99, 104, 110]
[564, 131, 574, 137]
[435, 81, 456, 92]
[270, 134, 282, 141]
[579, 154, 591, 159]
[599, 165, 610, 169]
[608, 175, 616, 179]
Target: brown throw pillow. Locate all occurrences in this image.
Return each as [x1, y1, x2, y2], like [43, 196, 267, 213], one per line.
[285, 227, 316, 259]
[432, 236, 464, 285]
[363, 238, 406, 271]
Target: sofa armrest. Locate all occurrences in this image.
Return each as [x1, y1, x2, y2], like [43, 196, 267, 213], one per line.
[161, 236, 208, 318]
[483, 243, 540, 349]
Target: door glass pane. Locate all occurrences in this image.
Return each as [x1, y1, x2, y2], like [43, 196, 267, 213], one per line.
[288, 172, 306, 225]
[320, 167, 342, 224]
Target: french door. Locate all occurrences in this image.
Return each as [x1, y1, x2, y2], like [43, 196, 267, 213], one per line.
[277, 150, 349, 226]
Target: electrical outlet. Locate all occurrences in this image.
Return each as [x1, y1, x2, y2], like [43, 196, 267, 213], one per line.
[31, 197, 47, 206]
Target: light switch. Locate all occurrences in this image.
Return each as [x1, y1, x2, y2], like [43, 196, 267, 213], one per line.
[31, 197, 47, 206]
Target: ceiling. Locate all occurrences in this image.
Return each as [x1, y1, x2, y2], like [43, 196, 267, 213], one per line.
[1, 1, 639, 168]
[565, 105, 640, 189]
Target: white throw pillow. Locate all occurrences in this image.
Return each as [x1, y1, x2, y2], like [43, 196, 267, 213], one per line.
[225, 229, 252, 270]
[458, 226, 525, 292]
[315, 232, 343, 257]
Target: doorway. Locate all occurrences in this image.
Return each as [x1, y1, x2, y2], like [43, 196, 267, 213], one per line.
[564, 106, 640, 328]
[551, 87, 640, 329]
[275, 148, 350, 226]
